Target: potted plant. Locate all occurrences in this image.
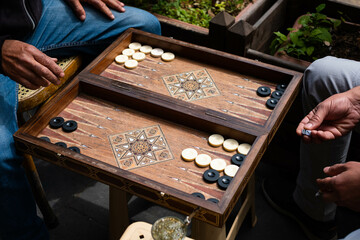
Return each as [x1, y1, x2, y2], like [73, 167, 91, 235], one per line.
[269, 3, 360, 68]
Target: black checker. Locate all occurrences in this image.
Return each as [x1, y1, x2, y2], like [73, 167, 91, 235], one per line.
[55, 142, 67, 148]
[217, 176, 233, 190]
[203, 169, 220, 183]
[276, 84, 287, 92]
[231, 153, 246, 166]
[266, 98, 278, 109]
[49, 117, 64, 129]
[207, 198, 219, 204]
[62, 120, 78, 132]
[69, 146, 80, 153]
[191, 192, 205, 199]
[39, 136, 51, 142]
[256, 86, 271, 97]
[271, 90, 284, 99]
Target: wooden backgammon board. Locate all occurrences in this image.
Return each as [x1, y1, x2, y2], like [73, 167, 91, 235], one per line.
[14, 28, 302, 239]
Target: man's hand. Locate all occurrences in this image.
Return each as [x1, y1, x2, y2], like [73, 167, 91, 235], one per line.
[66, 0, 125, 21]
[1, 40, 64, 90]
[317, 161, 360, 212]
[296, 86, 360, 143]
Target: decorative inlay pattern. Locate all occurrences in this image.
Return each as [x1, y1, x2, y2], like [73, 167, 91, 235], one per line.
[162, 69, 220, 101]
[109, 125, 173, 170]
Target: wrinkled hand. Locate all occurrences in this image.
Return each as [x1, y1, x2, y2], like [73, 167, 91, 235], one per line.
[317, 161, 360, 212]
[296, 87, 360, 143]
[1, 40, 64, 90]
[66, 0, 125, 21]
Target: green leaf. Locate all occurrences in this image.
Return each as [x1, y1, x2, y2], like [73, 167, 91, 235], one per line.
[273, 31, 287, 41]
[316, 3, 326, 13]
[306, 46, 315, 56]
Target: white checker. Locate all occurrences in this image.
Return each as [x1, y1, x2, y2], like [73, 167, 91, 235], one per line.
[210, 158, 227, 172]
[208, 134, 224, 147]
[195, 154, 211, 167]
[237, 143, 252, 155]
[140, 45, 153, 54]
[129, 42, 142, 51]
[132, 52, 146, 61]
[122, 48, 135, 57]
[124, 59, 138, 69]
[181, 148, 198, 161]
[151, 48, 164, 58]
[161, 52, 175, 62]
[115, 55, 128, 64]
[223, 139, 239, 152]
[224, 164, 239, 177]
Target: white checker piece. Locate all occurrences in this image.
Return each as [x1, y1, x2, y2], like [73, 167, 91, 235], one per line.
[210, 158, 227, 172]
[151, 48, 164, 58]
[224, 164, 239, 177]
[122, 48, 135, 57]
[140, 45, 153, 54]
[161, 52, 175, 62]
[208, 134, 224, 147]
[128, 42, 142, 51]
[132, 52, 146, 61]
[237, 143, 252, 155]
[124, 59, 138, 69]
[223, 139, 239, 152]
[181, 148, 198, 161]
[115, 55, 128, 64]
[195, 154, 211, 167]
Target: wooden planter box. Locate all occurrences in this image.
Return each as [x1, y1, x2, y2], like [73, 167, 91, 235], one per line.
[14, 29, 302, 231]
[141, 0, 262, 50]
[243, 0, 360, 72]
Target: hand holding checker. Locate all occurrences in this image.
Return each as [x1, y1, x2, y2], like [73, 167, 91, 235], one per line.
[296, 86, 360, 144]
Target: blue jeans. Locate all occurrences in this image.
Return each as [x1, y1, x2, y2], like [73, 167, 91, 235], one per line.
[0, 0, 160, 239]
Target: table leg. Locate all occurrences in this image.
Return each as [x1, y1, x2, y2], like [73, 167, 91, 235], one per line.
[191, 218, 226, 240]
[191, 175, 257, 240]
[109, 186, 130, 240]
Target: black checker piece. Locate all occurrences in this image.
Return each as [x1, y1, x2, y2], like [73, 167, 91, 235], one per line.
[69, 146, 80, 153]
[55, 142, 67, 148]
[276, 84, 287, 92]
[191, 192, 205, 199]
[256, 86, 271, 97]
[207, 198, 219, 204]
[49, 117, 64, 129]
[39, 136, 51, 142]
[203, 169, 220, 183]
[62, 120, 78, 132]
[217, 176, 233, 190]
[231, 153, 246, 166]
[266, 98, 278, 109]
[271, 90, 284, 99]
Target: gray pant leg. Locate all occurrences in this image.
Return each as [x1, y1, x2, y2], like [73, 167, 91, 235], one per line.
[293, 56, 360, 221]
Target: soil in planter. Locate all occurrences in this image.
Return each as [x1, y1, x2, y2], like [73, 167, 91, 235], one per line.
[329, 27, 360, 61]
[122, 0, 252, 28]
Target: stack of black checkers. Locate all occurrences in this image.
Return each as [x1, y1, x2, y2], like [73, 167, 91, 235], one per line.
[256, 84, 287, 109]
[45, 117, 80, 153]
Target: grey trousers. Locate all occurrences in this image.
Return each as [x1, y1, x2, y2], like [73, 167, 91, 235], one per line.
[293, 56, 360, 221]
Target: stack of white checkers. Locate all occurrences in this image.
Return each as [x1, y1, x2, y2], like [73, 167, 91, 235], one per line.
[114, 42, 175, 69]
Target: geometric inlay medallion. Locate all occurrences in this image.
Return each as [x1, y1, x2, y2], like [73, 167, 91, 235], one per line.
[108, 125, 173, 170]
[162, 69, 221, 101]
